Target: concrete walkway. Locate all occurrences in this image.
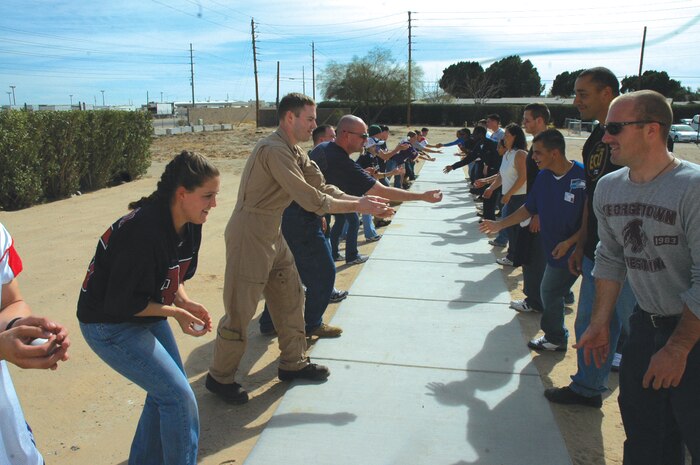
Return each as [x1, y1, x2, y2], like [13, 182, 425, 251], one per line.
[244, 155, 572, 465]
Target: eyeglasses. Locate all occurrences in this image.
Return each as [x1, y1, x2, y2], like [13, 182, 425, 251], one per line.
[602, 120, 666, 135]
[345, 130, 369, 139]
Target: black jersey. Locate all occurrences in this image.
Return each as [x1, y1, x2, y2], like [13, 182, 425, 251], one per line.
[582, 124, 623, 260]
[77, 203, 201, 324]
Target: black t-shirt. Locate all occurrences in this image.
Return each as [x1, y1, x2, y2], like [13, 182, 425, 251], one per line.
[525, 147, 540, 193]
[452, 138, 500, 175]
[77, 203, 201, 323]
[310, 141, 376, 197]
[582, 124, 623, 260]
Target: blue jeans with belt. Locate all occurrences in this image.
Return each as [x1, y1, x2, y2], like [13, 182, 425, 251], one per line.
[260, 204, 336, 333]
[619, 307, 700, 464]
[80, 320, 199, 465]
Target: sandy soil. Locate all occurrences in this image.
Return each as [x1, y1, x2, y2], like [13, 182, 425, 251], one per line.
[2, 124, 698, 465]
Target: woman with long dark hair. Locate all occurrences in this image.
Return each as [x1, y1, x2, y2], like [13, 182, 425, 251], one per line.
[78, 151, 219, 465]
[477, 123, 528, 265]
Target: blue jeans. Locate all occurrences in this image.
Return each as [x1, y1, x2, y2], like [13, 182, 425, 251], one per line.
[361, 213, 379, 239]
[80, 320, 198, 465]
[539, 264, 579, 345]
[570, 256, 636, 397]
[331, 213, 360, 262]
[385, 159, 402, 188]
[495, 194, 526, 255]
[260, 205, 336, 333]
[619, 308, 700, 465]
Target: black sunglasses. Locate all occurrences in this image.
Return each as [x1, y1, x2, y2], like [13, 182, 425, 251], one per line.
[345, 130, 369, 139]
[602, 120, 666, 135]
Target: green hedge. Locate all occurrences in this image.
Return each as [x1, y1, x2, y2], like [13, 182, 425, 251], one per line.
[0, 110, 151, 210]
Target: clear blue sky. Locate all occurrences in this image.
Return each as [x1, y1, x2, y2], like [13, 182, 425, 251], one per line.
[2, 0, 699, 106]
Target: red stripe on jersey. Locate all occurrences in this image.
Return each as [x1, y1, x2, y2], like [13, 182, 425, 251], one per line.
[5, 240, 23, 278]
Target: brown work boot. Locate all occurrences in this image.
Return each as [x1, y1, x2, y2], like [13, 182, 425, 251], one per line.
[307, 323, 343, 338]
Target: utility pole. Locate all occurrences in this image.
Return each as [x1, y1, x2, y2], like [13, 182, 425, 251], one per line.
[637, 26, 647, 90]
[69, 94, 73, 106]
[311, 42, 316, 100]
[407, 11, 412, 127]
[6, 92, 11, 106]
[251, 18, 260, 127]
[100, 90, 105, 106]
[276, 61, 280, 107]
[9, 85, 16, 105]
[302, 66, 306, 95]
[190, 43, 195, 106]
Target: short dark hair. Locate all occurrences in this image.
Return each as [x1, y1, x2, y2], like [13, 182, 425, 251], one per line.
[407, 131, 417, 138]
[524, 103, 550, 124]
[532, 128, 566, 155]
[380, 125, 389, 132]
[312, 125, 332, 144]
[578, 67, 620, 97]
[487, 114, 501, 123]
[473, 125, 487, 137]
[278, 93, 315, 121]
[421, 127, 429, 132]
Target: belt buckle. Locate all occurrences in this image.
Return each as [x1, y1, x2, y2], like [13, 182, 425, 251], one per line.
[649, 313, 663, 328]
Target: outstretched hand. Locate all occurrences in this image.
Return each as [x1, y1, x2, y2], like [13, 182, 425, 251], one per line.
[359, 195, 395, 219]
[443, 165, 453, 174]
[423, 190, 443, 203]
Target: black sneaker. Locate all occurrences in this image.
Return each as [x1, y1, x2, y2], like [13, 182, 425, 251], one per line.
[205, 374, 249, 404]
[528, 336, 567, 352]
[544, 386, 602, 408]
[278, 361, 330, 382]
[329, 289, 349, 303]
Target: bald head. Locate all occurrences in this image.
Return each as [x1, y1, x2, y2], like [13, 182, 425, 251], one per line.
[335, 114, 368, 154]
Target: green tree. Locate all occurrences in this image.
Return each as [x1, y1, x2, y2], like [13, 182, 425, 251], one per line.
[320, 47, 422, 122]
[549, 69, 585, 97]
[620, 70, 685, 100]
[484, 55, 544, 97]
[438, 61, 484, 98]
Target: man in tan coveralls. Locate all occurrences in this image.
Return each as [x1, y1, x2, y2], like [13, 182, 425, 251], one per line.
[206, 93, 393, 404]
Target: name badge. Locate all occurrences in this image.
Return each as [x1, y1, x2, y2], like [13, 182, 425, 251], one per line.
[564, 192, 575, 203]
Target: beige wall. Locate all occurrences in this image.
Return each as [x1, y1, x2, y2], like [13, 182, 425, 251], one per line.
[188, 106, 256, 125]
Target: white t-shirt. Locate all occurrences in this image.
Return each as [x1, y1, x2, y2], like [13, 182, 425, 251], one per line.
[1, 223, 43, 465]
[500, 149, 527, 196]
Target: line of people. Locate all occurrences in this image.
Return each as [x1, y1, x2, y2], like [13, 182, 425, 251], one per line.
[474, 68, 698, 465]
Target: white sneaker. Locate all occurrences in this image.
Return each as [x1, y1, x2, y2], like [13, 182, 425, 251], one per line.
[496, 257, 514, 266]
[509, 299, 540, 313]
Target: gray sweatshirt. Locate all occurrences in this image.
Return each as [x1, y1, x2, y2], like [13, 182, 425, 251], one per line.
[592, 160, 700, 318]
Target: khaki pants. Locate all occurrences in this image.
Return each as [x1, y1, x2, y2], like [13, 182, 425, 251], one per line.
[208, 211, 308, 384]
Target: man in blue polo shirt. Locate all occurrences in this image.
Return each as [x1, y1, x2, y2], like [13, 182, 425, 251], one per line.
[480, 129, 585, 351]
[314, 115, 444, 267]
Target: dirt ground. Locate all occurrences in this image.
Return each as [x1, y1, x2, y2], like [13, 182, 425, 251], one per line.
[2, 124, 698, 465]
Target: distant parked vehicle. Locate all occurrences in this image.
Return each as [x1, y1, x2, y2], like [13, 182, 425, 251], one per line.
[680, 118, 693, 125]
[669, 124, 700, 143]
